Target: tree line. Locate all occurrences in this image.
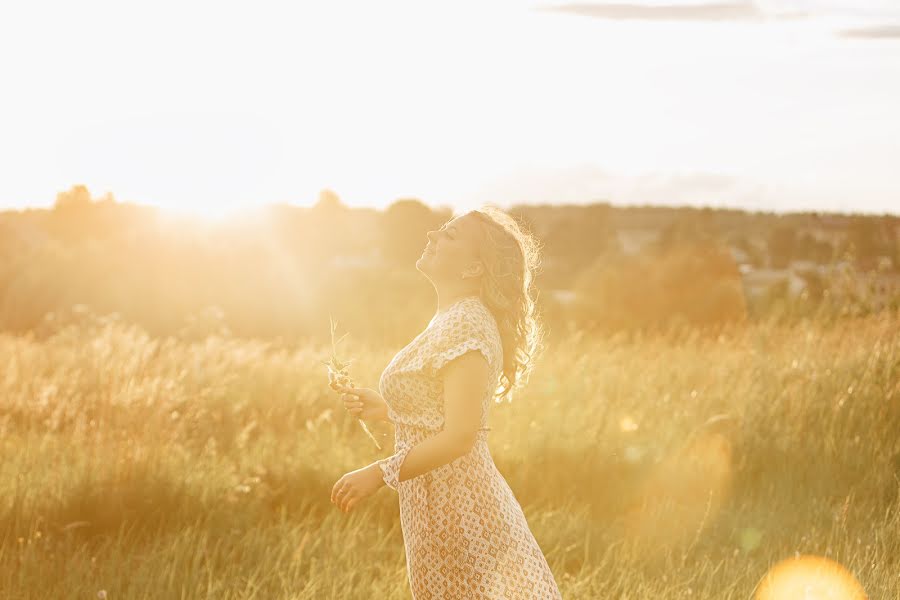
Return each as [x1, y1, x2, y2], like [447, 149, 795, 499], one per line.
[0, 185, 896, 345]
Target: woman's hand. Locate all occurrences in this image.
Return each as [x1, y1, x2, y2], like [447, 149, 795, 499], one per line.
[331, 463, 385, 513]
[331, 382, 390, 422]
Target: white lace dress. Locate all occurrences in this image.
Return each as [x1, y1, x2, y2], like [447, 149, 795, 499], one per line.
[375, 296, 563, 599]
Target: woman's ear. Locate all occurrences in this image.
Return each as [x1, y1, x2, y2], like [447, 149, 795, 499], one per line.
[462, 260, 485, 279]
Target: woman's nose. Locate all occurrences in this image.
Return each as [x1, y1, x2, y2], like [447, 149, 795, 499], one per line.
[426, 230, 437, 242]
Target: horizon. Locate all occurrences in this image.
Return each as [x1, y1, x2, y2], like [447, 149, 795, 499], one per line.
[2, 1, 899, 217]
[7, 185, 895, 221]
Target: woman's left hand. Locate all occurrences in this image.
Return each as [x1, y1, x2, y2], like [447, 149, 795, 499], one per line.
[331, 463, 385, 513]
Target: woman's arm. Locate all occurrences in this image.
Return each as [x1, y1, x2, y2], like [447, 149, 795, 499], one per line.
[376, 349, 490, 489]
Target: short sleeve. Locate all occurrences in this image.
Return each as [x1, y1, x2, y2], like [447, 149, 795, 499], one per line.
[375, 444, 411, 491]
[426, 308, 494, 378]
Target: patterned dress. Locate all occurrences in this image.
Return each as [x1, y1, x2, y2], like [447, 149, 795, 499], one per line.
[375, 295, 563, 599]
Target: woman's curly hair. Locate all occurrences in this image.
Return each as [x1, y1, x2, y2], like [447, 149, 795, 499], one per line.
[469, 205, 546, 403]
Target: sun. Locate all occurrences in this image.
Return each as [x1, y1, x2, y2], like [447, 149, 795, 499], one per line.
[155, 200, 262, 224]
[150, 201, 270, 233]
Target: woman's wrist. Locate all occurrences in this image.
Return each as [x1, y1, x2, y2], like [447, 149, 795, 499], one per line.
[370, 462, 388, 488]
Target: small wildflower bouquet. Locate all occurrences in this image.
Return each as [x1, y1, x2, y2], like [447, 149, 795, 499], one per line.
[321, 315, 382, 450]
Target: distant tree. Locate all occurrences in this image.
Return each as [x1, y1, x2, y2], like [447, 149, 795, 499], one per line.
[794, 232, 834, 264]
[311, 188, 346, 215]
[846, 216, 895, 271]
[381, 198, 443, 265]
[54, 184, 93, 211]
[543, 205, 618, 274]
[768, 225, 796, 269]
[572, 238, 746, 333]
[656, 209, 722, 251]
[727, 233, 764, 267]
[301, 189, 357, 264]
[97, 191, 117, 205]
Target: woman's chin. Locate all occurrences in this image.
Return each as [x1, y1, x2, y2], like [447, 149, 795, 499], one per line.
[415, 254, 433, 272]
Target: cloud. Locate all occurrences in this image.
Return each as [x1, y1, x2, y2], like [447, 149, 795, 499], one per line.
[539, 2, 767, 22]
[470, 164, 779, 212]
[837, 24, 900, 39]
[469, 163, 897, 214]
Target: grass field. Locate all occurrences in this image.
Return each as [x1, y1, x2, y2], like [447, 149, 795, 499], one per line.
[1, 309, 897, 599]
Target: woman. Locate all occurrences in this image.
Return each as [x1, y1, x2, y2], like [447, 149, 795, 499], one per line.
[330, 206, 563, 599]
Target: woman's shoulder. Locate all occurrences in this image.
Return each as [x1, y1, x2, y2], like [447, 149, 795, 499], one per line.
[440, 297, 502, 348]
[440, 296, 494, 326]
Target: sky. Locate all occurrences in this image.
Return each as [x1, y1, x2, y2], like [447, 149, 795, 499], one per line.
[0, 0, 898, 217]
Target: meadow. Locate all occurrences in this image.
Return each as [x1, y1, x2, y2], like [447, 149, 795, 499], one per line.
[0, 307, 897, 599]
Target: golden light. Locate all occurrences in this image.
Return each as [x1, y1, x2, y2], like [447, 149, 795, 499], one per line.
[620, 415, 739, 557]
[754, 554, 868, 600]
[159, 201, 253, 222]
[619, 415, 639, 432]
[154, 201, 265, 225]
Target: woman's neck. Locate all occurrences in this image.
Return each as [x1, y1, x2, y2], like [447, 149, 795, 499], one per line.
[435, 291, 481, 315]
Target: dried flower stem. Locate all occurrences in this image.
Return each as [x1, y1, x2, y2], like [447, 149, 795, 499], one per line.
[321, 314, 382, 450]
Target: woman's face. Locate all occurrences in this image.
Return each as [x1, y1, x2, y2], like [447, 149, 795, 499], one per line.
[417, 213, 482, 281]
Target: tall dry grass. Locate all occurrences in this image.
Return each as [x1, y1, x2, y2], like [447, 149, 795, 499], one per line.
[0, 307, 897, 598]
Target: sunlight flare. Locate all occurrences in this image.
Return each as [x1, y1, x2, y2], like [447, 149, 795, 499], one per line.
[754, 554, 868, 600]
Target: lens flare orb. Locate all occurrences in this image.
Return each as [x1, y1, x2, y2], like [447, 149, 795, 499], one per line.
[754, 554, 867, 600]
